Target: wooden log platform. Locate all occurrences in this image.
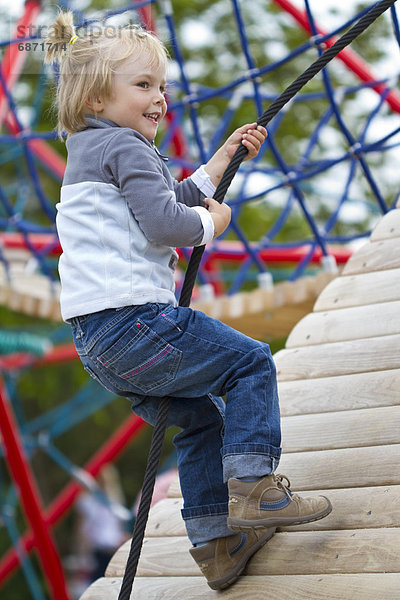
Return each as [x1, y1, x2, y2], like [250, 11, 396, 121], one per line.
[0, 243, 336, 339]
[191, 270, 336, 339]
[0, 249, 61, 321]
[79, 203, 400, 599]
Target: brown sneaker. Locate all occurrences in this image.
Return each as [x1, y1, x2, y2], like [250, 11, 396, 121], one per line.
[227, 473, 332, 530]
[189, 528, 275, 590]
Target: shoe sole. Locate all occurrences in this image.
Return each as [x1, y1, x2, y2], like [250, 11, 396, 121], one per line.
[207, 527, 276, 591]
[227, 497, 332, 531]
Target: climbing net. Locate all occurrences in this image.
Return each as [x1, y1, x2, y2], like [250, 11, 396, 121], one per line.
[0, 1, 399, 598]
[1, 0, 400, 294]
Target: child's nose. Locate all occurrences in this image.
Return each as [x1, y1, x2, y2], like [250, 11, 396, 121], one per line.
[154, 90, 165, 104]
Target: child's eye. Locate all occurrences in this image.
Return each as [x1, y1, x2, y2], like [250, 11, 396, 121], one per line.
[137, 81, 149, 89]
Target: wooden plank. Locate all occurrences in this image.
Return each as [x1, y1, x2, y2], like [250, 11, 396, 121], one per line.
[370, 208, 400, 242]
[0, 267, 62, 321]
[169, 444, 400, 496]
[80, 574, 400, 600]
[167, 476, 181, 498]
[278, 369, 400, 415]
[107, 528, 400, 578]
[286, 300, 400, 348]
[145, 485, 400, 538]
[190, 272, 336, 341]
[342, 238, 400, 275]
[192, 273, 334, 320]
[242, 529, 400, 577]
[278, 444, 400, 490]
[108, 536, 192, 577]
[314, 268, 400, 311]
[270, 273, 334, 308]
[281, 406, 400, 452]
[146, 498, 185, 537]
[218, 300, 317, 341]
[274, 334, 400, 381]
[282, 485, 400, 532]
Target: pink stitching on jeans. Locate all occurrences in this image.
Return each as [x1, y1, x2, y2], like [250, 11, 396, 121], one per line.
[123, 346, 173, 378]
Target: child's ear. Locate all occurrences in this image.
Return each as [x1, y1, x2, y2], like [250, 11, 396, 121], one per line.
[85, 97, 104, 112]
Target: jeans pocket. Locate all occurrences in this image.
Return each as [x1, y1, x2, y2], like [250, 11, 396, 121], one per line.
[95, 318, 182, 394]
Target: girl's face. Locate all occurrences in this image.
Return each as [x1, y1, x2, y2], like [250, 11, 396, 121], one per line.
[98, 52, 167, 141]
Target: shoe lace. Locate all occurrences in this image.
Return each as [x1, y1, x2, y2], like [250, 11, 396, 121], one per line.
[273, 473, 292, 498]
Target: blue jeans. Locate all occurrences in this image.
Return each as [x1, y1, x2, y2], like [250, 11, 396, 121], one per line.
[69, 303, 281, 544]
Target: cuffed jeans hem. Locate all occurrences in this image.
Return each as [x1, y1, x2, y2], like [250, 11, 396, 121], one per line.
[222, 452, 281, 482]
[181, 506, 232, 545]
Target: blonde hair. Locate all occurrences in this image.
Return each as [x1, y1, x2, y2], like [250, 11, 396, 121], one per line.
[44, 11, 168, 138]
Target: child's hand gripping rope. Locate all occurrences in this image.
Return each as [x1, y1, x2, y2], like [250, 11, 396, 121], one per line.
[203, 123, 267, 238]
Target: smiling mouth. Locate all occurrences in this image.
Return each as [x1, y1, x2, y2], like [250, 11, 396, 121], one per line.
[144, 113, 160, 124]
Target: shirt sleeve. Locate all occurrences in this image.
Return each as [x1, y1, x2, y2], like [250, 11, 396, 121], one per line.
[173, 165, 217, 207]
[190, 165, 217, 198]
[102, 130, 214, 247]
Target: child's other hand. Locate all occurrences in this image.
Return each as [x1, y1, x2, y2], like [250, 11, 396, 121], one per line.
[204, 197, 231, 238]
[225, 123, 267, 161]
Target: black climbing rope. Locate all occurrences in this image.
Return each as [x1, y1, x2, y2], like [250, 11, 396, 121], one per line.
[118, 1, 397, 597]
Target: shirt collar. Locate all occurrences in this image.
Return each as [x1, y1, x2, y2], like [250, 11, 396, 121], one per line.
[82, 115, 168, 160]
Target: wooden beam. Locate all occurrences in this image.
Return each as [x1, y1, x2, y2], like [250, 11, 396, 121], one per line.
[274, 334, 400, 380]
[281, 406, 400, 452]
[107, 528, 400, 578]
[278, 444, 400, 490]
[370, 208, 400, 242]
[167, 444, 400, 495]
[314, 268, 400, 311]
[343, 238, 400, 276]
[286, 300, 400, 347]
[0, 263, 61, 321]
[144, 484, 400, 538]
[79, 574, 400, 600]
[190, 272, 336, 340]
[278, 369, 400, 415]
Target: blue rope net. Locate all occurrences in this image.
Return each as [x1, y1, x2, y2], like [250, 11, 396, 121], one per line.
[0, 0, 399, 296]
[0, 1, 399, 597]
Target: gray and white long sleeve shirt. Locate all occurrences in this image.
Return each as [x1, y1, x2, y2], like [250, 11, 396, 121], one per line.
[56, 117, 215, 320]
